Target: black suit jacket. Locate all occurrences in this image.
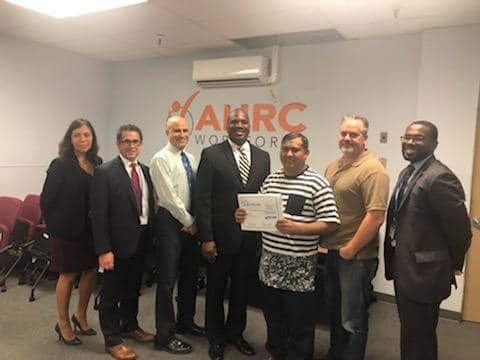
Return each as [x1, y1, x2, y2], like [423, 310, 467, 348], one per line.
[40, 153, 102, 240]
[195, 141, 270, 254]
[91, 156, 155, 259]
[384, 156, 471, 303]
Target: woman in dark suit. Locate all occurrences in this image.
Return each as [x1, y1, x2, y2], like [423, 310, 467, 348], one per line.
[40, 119, 102, 345]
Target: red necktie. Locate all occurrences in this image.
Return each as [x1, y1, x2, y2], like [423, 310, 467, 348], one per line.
[130, 163, 142, 215]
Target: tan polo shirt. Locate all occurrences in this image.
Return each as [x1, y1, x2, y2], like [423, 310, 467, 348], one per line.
[322, 150, 389, 259]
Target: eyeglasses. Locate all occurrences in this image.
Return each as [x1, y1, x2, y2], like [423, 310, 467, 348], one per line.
[119, 139, 141, 146]
[400, 135, 425, 143]
[340, 131, 363, 139]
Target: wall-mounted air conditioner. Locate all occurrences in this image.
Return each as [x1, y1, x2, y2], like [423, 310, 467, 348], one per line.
[192, 51, 278, 88]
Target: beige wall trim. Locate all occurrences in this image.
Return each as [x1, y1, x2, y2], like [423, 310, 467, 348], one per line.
[374, 292, 462, 322]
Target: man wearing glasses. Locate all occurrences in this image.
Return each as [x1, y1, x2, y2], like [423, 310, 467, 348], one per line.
[320, 115, 389, 360]
[91, 125, 155, 360]
[384, 121, 471, 360]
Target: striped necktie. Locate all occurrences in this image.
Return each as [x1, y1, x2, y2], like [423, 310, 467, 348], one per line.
[130, 163, 142, 215]
[238, 147, 250, 187]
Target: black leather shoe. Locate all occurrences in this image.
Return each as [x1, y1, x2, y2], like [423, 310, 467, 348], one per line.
[71, 314, 97, 336]
[176, 323, 206, 336]
[230, 337, 255, 356]
[318, 353, 340, 360]
[208, 344, 224, 360]
[154, 337, 192, 354]
[54, 324, 82, 345]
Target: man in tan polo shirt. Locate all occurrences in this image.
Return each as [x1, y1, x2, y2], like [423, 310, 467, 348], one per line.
[320, 115, 389, 360]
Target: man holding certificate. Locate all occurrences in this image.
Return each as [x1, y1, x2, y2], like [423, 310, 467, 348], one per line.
[195, 108, 270, 360]
[236, 132, 340, 360]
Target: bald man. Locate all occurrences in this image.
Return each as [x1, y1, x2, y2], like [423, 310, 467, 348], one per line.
[150, 116, 203, 355]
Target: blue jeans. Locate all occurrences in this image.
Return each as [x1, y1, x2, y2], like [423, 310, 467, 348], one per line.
[324, 250, 377, 360]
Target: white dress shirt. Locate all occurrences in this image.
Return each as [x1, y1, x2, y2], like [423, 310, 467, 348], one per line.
[227, 138, 251, 169]
[119, 154, 149, 225]
[150, 142, 197, 227]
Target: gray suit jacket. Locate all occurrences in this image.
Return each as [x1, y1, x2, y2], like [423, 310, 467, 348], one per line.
[384, 156, 471, 303]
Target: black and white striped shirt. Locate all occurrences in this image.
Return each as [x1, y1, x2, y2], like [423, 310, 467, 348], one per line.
[259, 167, 339, 292]
[261, 167, 339, 257]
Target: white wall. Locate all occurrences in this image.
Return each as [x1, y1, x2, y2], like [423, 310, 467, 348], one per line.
[108, 34, 422, 301]
[108, 34, 421, 170]
[0, 35, 110, 198]
[414, 25, 480, 311]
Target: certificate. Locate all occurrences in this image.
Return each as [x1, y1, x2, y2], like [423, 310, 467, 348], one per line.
[237, 193, 283, 232]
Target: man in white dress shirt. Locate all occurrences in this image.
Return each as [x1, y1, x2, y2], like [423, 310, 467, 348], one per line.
[150, 116, 203, 355]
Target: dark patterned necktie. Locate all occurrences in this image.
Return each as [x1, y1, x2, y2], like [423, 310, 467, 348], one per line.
[238, 147, 250, 187]
[181, 152, 194, 194]
[394, 164, 415, 212]
[130, 163, 142, 215]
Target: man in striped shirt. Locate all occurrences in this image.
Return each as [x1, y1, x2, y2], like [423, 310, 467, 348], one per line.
[236, 132, 340, 360]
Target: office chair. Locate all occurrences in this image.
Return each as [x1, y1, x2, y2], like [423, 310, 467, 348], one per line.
[0, 195, 42, 292]
[26, 224, 52, 301]
[0, 196, 22, 251]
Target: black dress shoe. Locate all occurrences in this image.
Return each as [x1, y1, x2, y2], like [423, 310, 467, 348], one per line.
[176, 323, 206, 336]
[208, 344, 224, 360]
[229, 337, 255, 356]
[318, 353, 340, 360]
[54, 324, 82, 345]
[154, 337, 192, 354]
[71, 314, 97, 336]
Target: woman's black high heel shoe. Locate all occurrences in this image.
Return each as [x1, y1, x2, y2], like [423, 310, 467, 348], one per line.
[54, 324, 82, 345]
[71, 314, 97, 336]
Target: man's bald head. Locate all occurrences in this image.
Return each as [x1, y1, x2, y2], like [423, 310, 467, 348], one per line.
[166, 116, 190, 150]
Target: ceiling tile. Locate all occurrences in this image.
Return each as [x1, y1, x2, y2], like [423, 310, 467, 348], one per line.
[1, 0, 480, 61]
[149, 39, 241, 57]
[110, 22, 225, 50]
[0, 1, 48, 30]
[157, 0, 323, 22]
[337, 11, 480, 39]
[53, 35, 133, 55]
[200, 7, 333, 39]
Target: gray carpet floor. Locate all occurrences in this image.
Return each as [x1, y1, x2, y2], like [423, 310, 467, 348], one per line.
[0, 276, 479, 359]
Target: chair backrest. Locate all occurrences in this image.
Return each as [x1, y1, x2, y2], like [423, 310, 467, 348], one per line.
[10, 194, 42, 245]
[18, 194, 42, 225]
[0, 196, 23, 249]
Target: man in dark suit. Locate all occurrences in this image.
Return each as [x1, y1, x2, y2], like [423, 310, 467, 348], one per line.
[195, 108, 271, 360]
[91, 124, 155, 360]
[384, 121, 472, 360]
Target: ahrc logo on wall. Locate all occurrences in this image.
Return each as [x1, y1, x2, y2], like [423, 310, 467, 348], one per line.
[169, 91, 308, 149]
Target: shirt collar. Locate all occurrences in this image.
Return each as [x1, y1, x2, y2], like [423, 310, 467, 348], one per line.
[227, 138, 250, 153]
[340, 149, 370, 168]
[119, 154, 138, 168]
[410, 154, 433, 172]
[166, 141, 183, 155]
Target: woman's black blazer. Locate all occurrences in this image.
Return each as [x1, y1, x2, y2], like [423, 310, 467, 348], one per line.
[40, 153, 102, 240]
